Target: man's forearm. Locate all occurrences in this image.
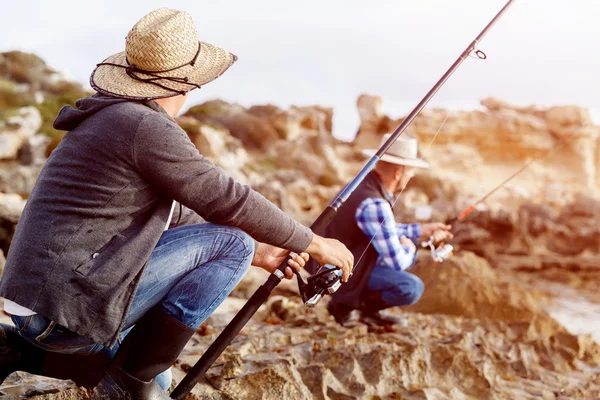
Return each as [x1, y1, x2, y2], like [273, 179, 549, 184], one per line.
[133, 113, 313, 252]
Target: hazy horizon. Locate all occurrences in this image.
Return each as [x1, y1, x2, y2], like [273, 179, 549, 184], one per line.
[3, 0, 600, 140]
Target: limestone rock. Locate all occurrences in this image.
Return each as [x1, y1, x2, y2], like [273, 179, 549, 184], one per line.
[185, 100, 280, 150]
[0, 51, 83, 96]
[354, 94, 385, 149]
[407, 252, 552, 323]
[180, 100, 362, 223]
[20, 134, 50, 165]
[0, 163, 44, 195]
[166, 253, 600, 400]
[0, 107, 42, 160]
[353, 95, 600, 198]
[6, 106, 42, 134]
[0, 192, 26, 223]
[248, 104, 333, 140]
[178, 116, 251, 184]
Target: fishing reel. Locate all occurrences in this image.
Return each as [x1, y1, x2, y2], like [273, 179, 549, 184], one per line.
[421, 236, 453, 263]
[295, 265, 343, 307]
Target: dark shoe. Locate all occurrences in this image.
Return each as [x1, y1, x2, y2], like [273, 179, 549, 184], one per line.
[42, 348, 111, 388]
[0, 322, 110, 388]
[326, 300, 361, 327]
[0, 323, 43, 382]
[92, 367, 169, 400]
[92, 306, 195, 399]
[359, 290, 388, 312]
[359, 291, 407, 327]
[360, 310, 407, 327]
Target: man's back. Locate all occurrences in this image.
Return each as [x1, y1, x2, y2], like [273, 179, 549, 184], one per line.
[0, 9, 356, 397]
[313, 171, 390, 309]
[0, 95, 175, 345]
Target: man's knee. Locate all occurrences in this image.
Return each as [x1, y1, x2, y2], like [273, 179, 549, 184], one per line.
[230, 227, 254, 253]
[403, 275, 424, 305]
[236, 230, 254, 274]
[209, 225, 254, 262]
[383, 274, 424, 307]
[223, 227, 254, 271]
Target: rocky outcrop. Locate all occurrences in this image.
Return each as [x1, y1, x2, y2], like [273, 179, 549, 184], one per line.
[7, 253, 600, 399]
[0, 106, 42, 160]
[172, 254, 600, 400]
[0, 51, 90, 154]
[179, 100, 362, 224]
[0, 192, 26, 254]
[354, 95, 600, 205]
[441, 193, 600, 262]
[0, 51, 84, 101]
[0, 106, 47, 196]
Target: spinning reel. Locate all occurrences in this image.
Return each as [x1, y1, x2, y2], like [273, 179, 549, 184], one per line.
[421, 236, 453, 263]
[295, 265, 343, 307]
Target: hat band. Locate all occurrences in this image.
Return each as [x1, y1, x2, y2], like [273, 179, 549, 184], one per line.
[388, 153, 416, 160]
[96, 42, 203, 96]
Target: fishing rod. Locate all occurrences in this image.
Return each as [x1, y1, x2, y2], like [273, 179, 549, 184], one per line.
[422, 158, 545, 262]
[420, 139, 566, 263]
[170, 1, 517, 397]
[449, 139, 566, 225]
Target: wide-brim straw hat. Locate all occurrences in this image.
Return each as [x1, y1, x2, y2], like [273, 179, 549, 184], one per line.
[90, 8, 237, 100]
[362, 134, 430, 169]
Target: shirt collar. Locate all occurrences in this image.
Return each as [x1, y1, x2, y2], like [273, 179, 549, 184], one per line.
[370, 171, 395, 203]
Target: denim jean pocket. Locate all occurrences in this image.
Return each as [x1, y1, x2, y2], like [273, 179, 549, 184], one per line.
[10, 314, 99, 355]
[12, 314, 34, 334]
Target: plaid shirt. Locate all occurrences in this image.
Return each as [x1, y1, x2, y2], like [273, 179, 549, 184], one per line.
[355, 197, 421, 271]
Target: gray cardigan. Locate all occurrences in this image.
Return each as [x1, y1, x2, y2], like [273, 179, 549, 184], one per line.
[0, 94, 312, 347]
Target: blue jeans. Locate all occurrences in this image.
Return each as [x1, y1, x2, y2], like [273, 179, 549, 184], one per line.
[11, 223, 253, 389]
[366, 263, 424, 307]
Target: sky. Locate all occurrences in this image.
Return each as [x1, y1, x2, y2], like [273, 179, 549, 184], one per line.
[2, 0, 599, 140]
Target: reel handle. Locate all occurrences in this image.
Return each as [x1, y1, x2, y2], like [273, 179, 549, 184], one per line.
[295, 265, 344, 307]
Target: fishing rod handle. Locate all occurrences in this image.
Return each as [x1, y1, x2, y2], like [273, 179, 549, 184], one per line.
[170, 278, 277, 399]
[171, 206, 339, 398]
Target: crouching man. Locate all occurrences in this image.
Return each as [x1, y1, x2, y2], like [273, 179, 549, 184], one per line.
[313, 134, 452, 327]
[0, 8, 353, 399]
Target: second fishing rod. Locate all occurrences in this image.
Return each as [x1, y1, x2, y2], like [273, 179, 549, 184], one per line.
[420, 140, 566, 263]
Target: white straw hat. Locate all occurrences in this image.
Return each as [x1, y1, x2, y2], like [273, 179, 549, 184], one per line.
[362, 134, 430, 169]
[90, 8, 237, 100]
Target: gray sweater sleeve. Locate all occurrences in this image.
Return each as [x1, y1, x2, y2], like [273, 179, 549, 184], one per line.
[133, 112, 313, 253]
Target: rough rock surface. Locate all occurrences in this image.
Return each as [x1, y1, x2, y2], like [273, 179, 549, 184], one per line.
[355, 94, 600, 209]
[7, 252, 600, 399]
[179, 100, 361, 225]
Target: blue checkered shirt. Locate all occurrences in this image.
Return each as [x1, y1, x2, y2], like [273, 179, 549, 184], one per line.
[355, 197, 421, 271]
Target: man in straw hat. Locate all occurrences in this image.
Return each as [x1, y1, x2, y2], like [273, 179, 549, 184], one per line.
[309, 134, 453, 328]
[0, 8, 354, 399]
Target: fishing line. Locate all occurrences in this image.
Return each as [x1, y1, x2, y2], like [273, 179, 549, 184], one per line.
[450, 136, 569, 223]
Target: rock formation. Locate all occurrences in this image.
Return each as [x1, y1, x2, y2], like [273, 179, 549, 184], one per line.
[179, 101, 362, 225]
[355, 94, 600, 211]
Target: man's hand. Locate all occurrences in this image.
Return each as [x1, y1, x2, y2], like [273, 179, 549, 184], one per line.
[252, 242, 309, 279]
[421, 222, 453, 243]
[305, 235, 354, 283]
[400, 236, 417, 253]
